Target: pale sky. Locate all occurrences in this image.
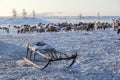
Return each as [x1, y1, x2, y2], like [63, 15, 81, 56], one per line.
[0, 0, 120, 16]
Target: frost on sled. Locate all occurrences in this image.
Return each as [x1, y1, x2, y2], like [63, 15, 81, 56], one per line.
[23, 41, 77, 69]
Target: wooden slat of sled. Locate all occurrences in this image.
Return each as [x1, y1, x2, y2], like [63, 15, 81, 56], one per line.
[23, 57, 42, 69]
[36, 50, 51, 59]
[28, 46, 51, 60]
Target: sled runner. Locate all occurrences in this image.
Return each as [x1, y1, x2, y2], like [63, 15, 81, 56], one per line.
[24, 41, 77, 69]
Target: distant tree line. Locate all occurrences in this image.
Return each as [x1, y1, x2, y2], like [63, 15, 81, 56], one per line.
[12, 9, 100, 20]
[12, 9, 36, 19]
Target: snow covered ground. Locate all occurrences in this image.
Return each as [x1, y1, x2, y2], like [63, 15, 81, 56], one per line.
[0, 16, 120, 80]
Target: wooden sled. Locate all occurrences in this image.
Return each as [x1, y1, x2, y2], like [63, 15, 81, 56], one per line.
[24, 42, 77, 69]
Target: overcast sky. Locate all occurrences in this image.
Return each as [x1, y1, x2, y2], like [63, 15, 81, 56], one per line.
[0, 0, 120, 16]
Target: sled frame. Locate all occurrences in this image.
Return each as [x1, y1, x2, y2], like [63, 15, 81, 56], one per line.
[24, 44, 77, 69]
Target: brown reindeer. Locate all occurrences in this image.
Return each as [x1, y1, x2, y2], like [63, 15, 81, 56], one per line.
[114, 21, 119, 31]
[64, 26, 72, 31]
[86, 23, 95, 31]
[46, 26, 58, 32]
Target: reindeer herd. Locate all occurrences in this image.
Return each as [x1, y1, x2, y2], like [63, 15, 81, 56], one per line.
[0, 21, 120, 34]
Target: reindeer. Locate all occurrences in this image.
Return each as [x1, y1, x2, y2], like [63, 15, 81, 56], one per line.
[46, 26, 58, 32]
[2, 27, 9, 34]
[86, 23, 95, 31]
[113, 20, 119, 31]
[117, 29, 120, 34]
[96, 22, 103, 30]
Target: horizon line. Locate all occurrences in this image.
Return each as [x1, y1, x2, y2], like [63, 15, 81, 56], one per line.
[0, 15, 120, 17]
